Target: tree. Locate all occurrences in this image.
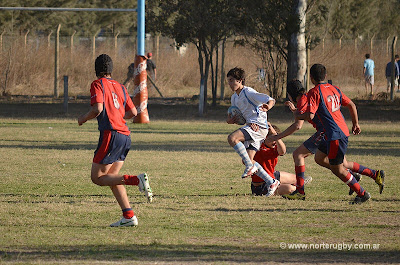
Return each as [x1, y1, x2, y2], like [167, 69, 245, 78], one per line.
[153, 0, 237, 115]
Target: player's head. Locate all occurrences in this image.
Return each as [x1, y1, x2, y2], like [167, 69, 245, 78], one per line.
[365, 53, 370, 59]
[95, 54, 113, 78]
[147, 52, 152, 58]
[227, 67, 246, 86]
[287, 79, 305, 102]
[310, 64, 326, 83]
[395, 54, 400, 61]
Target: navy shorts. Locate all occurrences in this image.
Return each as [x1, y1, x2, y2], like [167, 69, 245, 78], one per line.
[303, 131, 326, 154]
[318, 137, 348, 165]
[93, 130, 131, 164]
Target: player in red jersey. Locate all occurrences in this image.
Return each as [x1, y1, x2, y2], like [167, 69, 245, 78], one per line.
[78, 54, 153, 227]
[267, 80, 384, 200]
[293, 64, 384, 204]
[250, 123, 312, 196]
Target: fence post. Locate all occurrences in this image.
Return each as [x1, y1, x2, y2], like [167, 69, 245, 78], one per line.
[24, 30, 29, 49]
[63, 76, 68, 113]
[70, 30, 76, 54]
[54, 24, 61, 98]
[92, 29, 101, 60]
[47, 30, 53, 48]
[114, 31, 120, 58]
[370, 34, 375, 55]
[0, 30, 4, 54]
[354, 37, 357, 51]
[387, 35, 390, 56]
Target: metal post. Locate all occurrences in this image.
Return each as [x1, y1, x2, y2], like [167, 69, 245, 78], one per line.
[64, 76, 68, 113]
[137, 0, 145, 56]
[54, 24, 61, 98]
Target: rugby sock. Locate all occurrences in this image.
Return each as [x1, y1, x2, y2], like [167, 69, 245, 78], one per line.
[342, 172, 365, 197]
[295, 165, 305, 194]
[352, 162, 377, 180]
[123, 175, 139, 185]
[254, 162, 274, 185]
[233, 142, 253, 168]
[122, 208, 134, 219]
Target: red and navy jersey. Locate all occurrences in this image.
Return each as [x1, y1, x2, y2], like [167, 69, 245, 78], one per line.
[90, 77, 135, 136]
[251, 143, 279, 182]
[307, 83, 351, 141]
[297, 94, 324, 132]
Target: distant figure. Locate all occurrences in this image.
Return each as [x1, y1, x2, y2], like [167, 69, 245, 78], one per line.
[363, 54, 375, 96]
[146, 52, 157, 81]
[385, 54, 400, 93]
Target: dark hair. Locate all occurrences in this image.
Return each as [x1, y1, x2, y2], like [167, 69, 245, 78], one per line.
[395, 54, 399, 59]
[227, 67, 246, 85]
[365, 53, 370, 59]
[287, 79, 305, 101]
[310, 64, 326, 82]
[95, 54, 113, 77]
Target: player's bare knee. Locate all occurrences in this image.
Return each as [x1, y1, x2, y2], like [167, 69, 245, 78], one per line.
[91, 174, 103, 186]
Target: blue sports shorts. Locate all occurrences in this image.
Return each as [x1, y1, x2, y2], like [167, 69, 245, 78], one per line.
[318, 137, 348, 165]
[93, 130, 131, 164]
[303, 131, 326, 154]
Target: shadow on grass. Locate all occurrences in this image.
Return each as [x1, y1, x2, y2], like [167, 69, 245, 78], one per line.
[1, 243, 399, 263]
[1, 99, 400, 122]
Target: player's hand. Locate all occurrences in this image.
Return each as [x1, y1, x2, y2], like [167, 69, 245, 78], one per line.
[266, 134, 278, 143]
[78, 116, 86, 126]
[226, 114, 239, 124]
[352, 123, 361, 135]
[285, 101, 297, 112]
[259, 103, 271, 112]
[250, 123, 259, 132]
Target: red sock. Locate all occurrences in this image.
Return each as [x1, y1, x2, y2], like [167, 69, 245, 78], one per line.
[122, 208, 134, 219]
[342, 172, 365, 197]
[123, 175, 139, 185]
[295, 165, 305, 194]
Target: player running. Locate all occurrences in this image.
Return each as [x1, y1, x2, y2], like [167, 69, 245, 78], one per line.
[78, 54, 153, 227]
[267, 80, 384, 201]
[226, 67, 279, 196]
[293, 64, 383, 203]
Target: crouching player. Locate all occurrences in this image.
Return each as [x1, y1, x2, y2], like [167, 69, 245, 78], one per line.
[250, 124, 312, 196]
[226, 67, 280, 197]
[78, 54, 153, 227]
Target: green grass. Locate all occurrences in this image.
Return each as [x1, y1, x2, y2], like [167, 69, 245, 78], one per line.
[0, 114, 400, 264]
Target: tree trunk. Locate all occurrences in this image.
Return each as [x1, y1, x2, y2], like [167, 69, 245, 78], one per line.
[287, 0, 307, 85]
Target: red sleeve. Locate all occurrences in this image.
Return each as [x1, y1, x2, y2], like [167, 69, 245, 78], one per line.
[90, 80, 103, 105]
[307, 88, 320, 114]
[341, 92, 351, 106]
[297, 95, 308, 114]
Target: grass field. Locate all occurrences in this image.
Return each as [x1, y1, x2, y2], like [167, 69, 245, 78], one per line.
[0, 100, 399, 264]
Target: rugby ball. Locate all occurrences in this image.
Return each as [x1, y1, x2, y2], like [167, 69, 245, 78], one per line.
[227, 106, 246, 125]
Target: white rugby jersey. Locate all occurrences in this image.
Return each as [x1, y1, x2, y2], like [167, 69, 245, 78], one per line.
[231, 86, 274, 128]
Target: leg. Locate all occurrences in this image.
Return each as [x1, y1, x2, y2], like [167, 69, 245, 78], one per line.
[228, 129, 255, 174]
[275, 184, 296, 196]
[278, 171, 296, 185]
[293, 144, 313, 194]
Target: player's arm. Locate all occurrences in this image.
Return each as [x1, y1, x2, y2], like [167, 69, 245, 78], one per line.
[268, 125, 286, 156]
[259, 98, 275, 112]
[266, 118, 304, 143]
[78, 103, 103, 126]
[346, 100, 361, 135]
[124, 107, 137, 119]
[296, 110, 314, 121]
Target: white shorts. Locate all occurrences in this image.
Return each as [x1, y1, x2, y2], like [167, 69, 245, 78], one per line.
[241, 125, 268, 151]
[365, 75, 374, 85]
